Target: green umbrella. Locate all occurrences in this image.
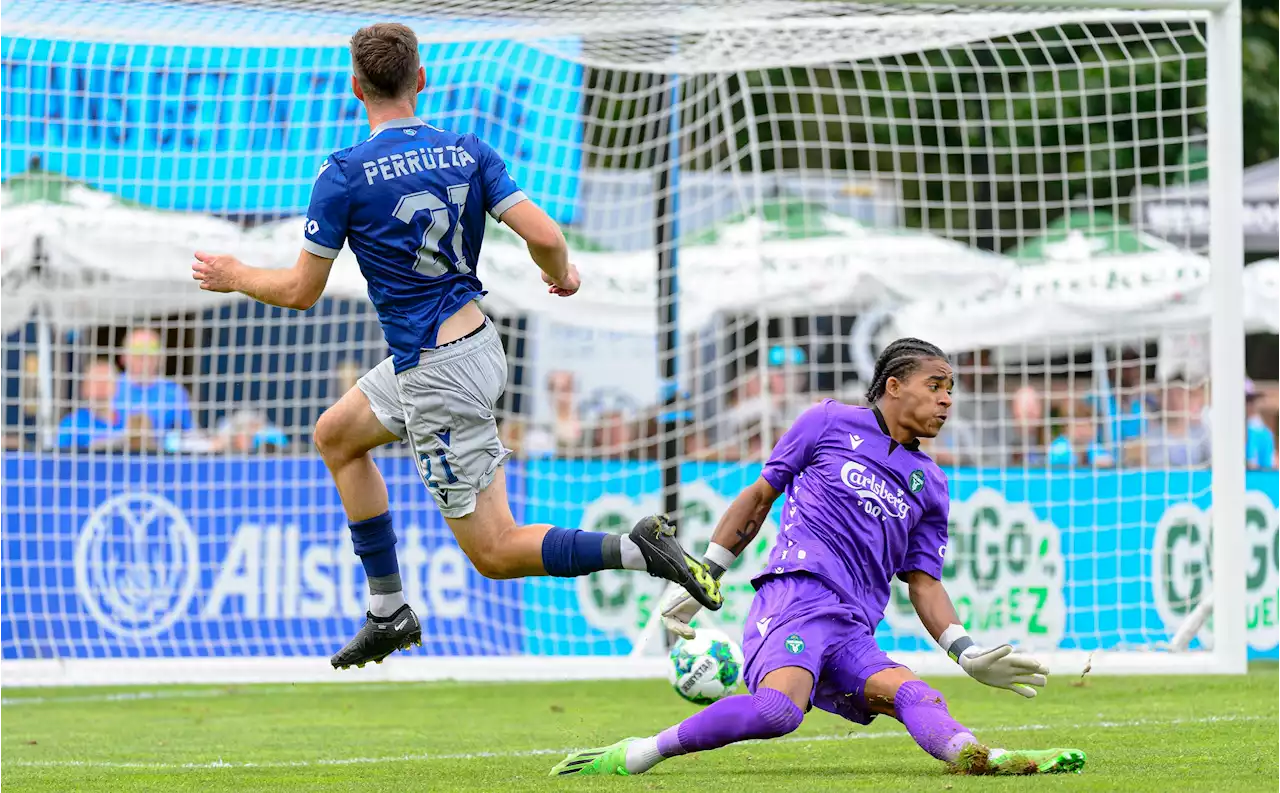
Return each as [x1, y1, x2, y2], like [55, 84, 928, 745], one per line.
[1010, 210, 1163, 263]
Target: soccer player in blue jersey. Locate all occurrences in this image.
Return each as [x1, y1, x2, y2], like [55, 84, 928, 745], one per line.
[552, 339, 1086, 777]
[192, 23, 721, 669]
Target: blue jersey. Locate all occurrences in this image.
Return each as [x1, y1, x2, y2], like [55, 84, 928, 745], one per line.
[302, 117, 528, 372]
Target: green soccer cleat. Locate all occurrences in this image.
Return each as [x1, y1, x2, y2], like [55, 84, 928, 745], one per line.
[549, 738, 638, 777]
[955, 744, 1087, 775]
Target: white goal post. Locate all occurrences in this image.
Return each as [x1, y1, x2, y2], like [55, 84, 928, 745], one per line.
[1, 0, 1258, 687]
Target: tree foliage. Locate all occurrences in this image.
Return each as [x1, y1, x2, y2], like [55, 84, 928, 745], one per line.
[1242, 0, 1279, 166]
[584, 10, 1278, 247]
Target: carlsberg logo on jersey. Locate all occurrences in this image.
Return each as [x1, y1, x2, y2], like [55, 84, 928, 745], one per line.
[1152, 491, 1279, 654]
[883, 487, 1067, 651]
[574, 481, 777, 638]
[839, 460, 913, 521]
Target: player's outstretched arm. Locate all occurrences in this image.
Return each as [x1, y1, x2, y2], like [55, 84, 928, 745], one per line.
[192, 249, 335, 311]
[905, 570, 1048, 698]
[499, 200, 580, 296]
[659, 477, 781, 638]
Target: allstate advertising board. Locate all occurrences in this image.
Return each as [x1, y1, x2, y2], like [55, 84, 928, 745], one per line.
[2, 455, 523, 659]
[3, 454, 1277, 661]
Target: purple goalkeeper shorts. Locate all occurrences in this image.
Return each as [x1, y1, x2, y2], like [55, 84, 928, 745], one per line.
[741, 573, 902, 725]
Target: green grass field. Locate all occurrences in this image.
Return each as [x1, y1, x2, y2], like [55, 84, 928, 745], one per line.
[2, 665, 1276, 792]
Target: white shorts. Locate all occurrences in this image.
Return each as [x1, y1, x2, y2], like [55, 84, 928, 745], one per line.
[358, 320, 510, 518]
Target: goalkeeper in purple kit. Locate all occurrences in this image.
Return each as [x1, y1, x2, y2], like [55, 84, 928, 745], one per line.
[552, 338, 1086, 777]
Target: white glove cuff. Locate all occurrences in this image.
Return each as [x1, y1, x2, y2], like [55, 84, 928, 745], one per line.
[938, 624, 974, 663]
[703, 542, 738, 579]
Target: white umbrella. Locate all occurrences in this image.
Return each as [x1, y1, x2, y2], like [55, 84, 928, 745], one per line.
[1, 173, 277, 332]
[888, 210, 1213, 355]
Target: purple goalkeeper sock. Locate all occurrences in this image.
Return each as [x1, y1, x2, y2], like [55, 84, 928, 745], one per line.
[894, 680, 978, 763]
[655, 688, 803, 758]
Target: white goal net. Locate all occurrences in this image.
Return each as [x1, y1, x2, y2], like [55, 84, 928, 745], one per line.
[2, 0, 1264, 686]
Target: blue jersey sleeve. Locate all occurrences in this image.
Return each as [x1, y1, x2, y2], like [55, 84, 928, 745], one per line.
[301, 157, 350, 258]
[471, 136, 528, 220]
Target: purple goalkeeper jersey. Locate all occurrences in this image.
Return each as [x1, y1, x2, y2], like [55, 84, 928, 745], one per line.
[755, 399, 951, 629]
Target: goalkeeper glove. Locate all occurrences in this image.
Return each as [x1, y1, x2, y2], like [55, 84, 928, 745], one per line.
[940, 625, 1049, 699]
[659, 542, 737, 639]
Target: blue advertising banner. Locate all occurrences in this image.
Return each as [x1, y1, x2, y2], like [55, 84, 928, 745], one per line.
[1, 454, 524, 660]
[4, 453, 1275, 663]
[523, 461, 1280, 661]
[0, 35, 583, 220]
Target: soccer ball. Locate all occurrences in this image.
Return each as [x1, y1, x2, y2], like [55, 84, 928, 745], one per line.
[668, 628, 745, 705]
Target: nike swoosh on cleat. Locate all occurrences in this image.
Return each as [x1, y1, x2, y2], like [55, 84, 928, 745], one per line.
[394, 619, 409, 631]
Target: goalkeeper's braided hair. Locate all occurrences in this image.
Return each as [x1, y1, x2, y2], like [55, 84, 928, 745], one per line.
[864, 338, 948, 404]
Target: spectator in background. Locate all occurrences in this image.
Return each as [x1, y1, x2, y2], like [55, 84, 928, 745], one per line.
[4, 352, 41, 450]
[57, 358, 125, 451]
[765, 344, 809, 427]
[1089, 347, 1150, 449]
[521, 370, 584, 456]
[214, 409, 289, 453]
[927, 350, 1011, 468]
[1246, 378, 1276, 470]
[1046, 400, 1114, 468]
[719, 344, 810, 450]
[592, 409, 634, 460]
[1142, 377, 1210, 467]
[546, 370, 584, 452]
[334, 357, 363, 396]
[114, 328, 195, 442]
[1008, 384, 1049, 465]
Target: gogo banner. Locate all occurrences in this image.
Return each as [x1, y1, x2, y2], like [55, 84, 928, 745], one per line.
[1, 36, 583, 220]
[1, 455, 523, 659]
[525, 462, 1280, 660]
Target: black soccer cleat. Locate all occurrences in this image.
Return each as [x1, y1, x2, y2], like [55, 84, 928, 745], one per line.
[629, 515, 723, 611]
[330, 604, 422, 670]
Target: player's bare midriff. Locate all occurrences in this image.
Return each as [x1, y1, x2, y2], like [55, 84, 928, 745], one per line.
[436, 300, 486, 346]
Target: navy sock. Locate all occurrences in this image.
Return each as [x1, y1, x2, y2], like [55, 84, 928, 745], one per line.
[349, 512, 400, 586]
[541, 527, 621, 577]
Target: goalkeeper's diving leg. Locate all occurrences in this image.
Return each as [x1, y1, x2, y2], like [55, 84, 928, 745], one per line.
[317, 336, 721, 670]
[552, 651, 1085, 776]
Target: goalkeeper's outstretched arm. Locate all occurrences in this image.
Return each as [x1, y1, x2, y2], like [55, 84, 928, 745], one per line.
[706, 477, 781, 566]
[192, 249, 335, 311]
[905, 570, 1049, 698]
[657, 477, 780, 638]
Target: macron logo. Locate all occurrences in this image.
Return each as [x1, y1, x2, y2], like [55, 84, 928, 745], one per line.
[756, 617, 772, 637]
[849, 434, 864, 453]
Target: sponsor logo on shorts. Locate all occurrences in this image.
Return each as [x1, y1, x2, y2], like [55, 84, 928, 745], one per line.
[784, 633, 805, 654]
[909, 469, 925, 493]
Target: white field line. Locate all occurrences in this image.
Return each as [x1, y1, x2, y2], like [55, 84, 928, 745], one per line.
[1, 682, 415, 707]
[1, 714, 1267, 771]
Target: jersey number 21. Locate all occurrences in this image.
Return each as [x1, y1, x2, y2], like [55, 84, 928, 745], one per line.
[392, 184, 472, 277]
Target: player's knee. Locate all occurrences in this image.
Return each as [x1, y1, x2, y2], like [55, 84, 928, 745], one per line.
[314, 411, 363, 465]
[752, 689, 804, 739]
[464, 531, 523, 580]
[469, 551, 522, 580]
[313, 412, 343, 460]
